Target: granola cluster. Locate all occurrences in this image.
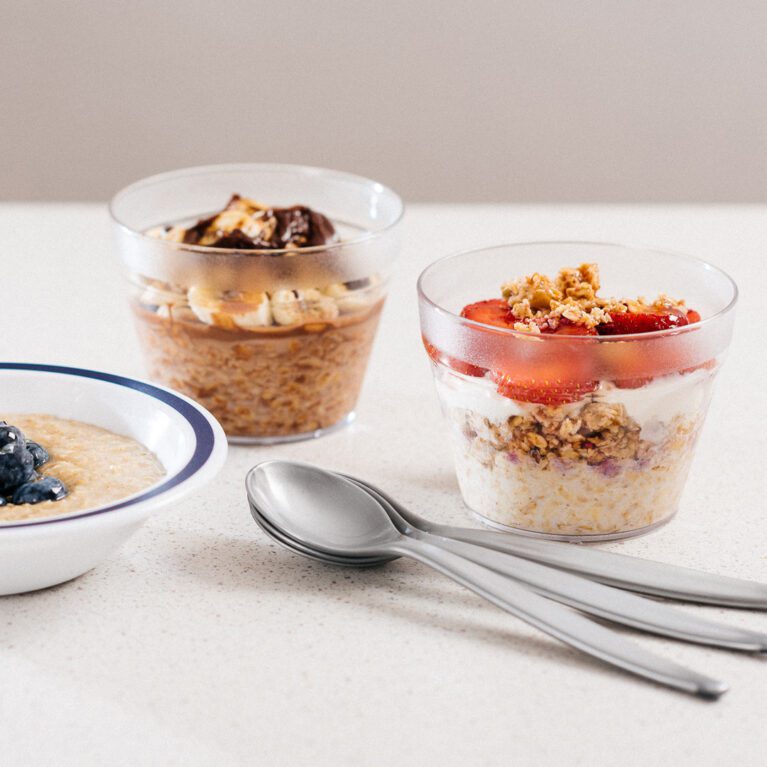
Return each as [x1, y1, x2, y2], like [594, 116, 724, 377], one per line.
[470, 400, 648, 469]
[501, 263, 684, 333]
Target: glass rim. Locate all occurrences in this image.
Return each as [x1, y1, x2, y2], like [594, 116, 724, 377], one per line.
[417, 240, 739, 342]
[108, 162, 405, 257]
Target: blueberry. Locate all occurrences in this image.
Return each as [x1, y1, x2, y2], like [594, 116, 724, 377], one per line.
[25, 441, 49, 468]
[11, 476, 68, 505]
[0, 496, 6, 506]
[0, 423, 25, 449]
[0, 444, 35, 491]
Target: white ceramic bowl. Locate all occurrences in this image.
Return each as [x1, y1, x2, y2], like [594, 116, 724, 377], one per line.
[0, 363, 228, 595]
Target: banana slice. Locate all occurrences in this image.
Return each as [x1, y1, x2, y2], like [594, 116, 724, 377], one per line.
[140, 279, 183, 309]
[271, 290, 305, 326]
[187, 286, 272, 330]
[323, 282, 373, 314]
[323, 283, 348, 299]
[271, 289, 339, 326]
[303, 289, 340, 322]
[156, 304, 198, 322]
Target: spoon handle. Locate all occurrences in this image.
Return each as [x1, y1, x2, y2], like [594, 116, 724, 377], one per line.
[393, 537, 727, 698]
[413, 532, 767, 652]
[346, 476, 767, 609]
[352, 478, 767, 651]
[435, 526, 767, 609]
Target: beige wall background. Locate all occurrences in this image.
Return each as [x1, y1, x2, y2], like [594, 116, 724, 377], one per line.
[2, 0, 766, 202]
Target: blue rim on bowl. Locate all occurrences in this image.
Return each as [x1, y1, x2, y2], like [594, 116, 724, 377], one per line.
[0, 363, 227, 529]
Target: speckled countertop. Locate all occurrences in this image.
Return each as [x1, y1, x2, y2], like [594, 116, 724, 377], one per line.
[1, 204, 766, 766]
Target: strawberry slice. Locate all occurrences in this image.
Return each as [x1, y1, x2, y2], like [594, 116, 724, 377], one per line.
[444, 357, 486, 377]
[460, 299, 516, 328]
[597, 307, 689, 336]
[680, 358, 716, 376]
[612, 375, 654, 390]
[422, 337, 486, 377]
[542, 319, 598, 337]
[493, 319, 599, 405]
[602, 307, 702, 387]
[491, 319, 598, 404]
[458, 303, 601, 401]
[494, 369, 598, 406]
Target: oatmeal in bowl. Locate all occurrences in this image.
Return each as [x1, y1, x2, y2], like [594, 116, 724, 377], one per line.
[0, 364, 227, 595]
[418, 243, 737, 541]
[0, 415, 165, 522]
[111, 164, 403, 443]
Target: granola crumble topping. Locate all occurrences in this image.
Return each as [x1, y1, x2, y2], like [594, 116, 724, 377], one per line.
[478, 400, 648, 469]
[501, 263, 685, 333]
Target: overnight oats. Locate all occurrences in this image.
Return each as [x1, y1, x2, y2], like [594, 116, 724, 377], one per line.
[0, 415, 165, 522]
[418, 243, 737, 541]
[111, 164, 403, 442]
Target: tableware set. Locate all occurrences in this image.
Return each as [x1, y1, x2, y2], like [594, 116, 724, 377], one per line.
[247, 460, 767, 699]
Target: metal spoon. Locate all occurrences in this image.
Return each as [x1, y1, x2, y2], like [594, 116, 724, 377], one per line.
[245, 460, 727, 698]
[341, 478, 767, 653]
[253, 479, 767, 652]
[344, 475, 767, 609]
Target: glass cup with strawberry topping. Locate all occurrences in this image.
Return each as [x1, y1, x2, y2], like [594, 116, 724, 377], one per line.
[418, 243, 737, 541]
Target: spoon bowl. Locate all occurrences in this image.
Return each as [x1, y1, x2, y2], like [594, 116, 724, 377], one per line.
[250, 502, 393, 567]
[246, 460, 405, 556]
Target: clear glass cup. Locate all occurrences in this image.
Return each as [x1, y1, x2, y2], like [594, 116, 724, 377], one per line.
[418, 242, 737, 541]
[111, 164, 403, 443]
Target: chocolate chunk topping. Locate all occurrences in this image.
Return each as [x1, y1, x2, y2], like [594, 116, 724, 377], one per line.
[182, 214, 217, 245]
[177, 197, 337, 251]
[268, 206, 336, 249]
[213, 230, 261, 250]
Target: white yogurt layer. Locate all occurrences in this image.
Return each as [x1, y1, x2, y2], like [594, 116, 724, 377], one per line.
[597, 367, 711, 428]
[434, 365, 713, 439]
[434, 370, 524, 422]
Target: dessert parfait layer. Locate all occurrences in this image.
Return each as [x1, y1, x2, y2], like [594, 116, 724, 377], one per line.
[419, 245, 737, 541]
[112, 165, 403, 442]
[136, 195, 384, 437]
[434, 361, 712, 537]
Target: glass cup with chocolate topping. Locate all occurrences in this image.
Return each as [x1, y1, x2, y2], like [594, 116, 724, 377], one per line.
[418, 243, 737, 541]
[111, 164, 403, 443]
